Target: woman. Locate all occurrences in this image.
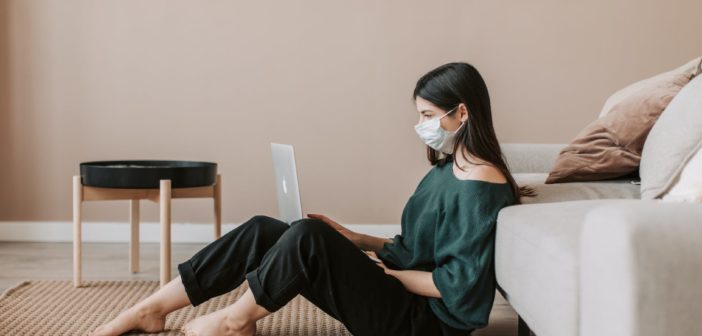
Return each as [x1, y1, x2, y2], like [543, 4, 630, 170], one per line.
[91, 62, 535, 336]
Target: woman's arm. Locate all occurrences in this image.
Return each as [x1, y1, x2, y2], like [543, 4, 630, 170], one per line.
[385, 269, 442, 298]
[307, 213, 392, 252]
[356, 233, 393, 252]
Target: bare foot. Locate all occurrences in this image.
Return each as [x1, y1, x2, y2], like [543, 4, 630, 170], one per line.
[90, 303, 166, 336]
[181, 309, 255, 336]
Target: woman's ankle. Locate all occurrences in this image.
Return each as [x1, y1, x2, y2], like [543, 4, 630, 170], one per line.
[133, 301, 167, 318]
[223, 315, 255, 332]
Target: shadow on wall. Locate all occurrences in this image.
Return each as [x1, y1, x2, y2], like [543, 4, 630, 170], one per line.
[0, 0, 11, 218]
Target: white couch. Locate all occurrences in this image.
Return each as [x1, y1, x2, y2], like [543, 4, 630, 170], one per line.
[496, 143, 702, 336]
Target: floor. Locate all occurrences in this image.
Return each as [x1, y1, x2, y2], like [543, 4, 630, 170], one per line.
[0, 242, 520, 335]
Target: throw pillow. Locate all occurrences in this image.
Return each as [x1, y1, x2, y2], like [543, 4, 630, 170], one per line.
[662, 144, 702, 203]
[545, 59, 698, 184]
[598, 57, 702, 118]
[640, 67, 702, 199]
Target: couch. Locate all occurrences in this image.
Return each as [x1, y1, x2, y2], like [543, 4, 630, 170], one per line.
[496, 143, 702, 336]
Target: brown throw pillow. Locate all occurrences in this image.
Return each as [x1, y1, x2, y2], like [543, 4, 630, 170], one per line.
[545, 71, 692, 184]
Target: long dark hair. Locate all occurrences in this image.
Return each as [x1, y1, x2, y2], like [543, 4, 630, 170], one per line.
[413, 62, 536, 204]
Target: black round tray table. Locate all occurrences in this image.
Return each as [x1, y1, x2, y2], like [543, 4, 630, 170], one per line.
[72, 160, 222, 287]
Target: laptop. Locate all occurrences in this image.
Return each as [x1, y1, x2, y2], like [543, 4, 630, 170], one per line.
[269, 143, 382, 263]
[270, 143, 303, 224]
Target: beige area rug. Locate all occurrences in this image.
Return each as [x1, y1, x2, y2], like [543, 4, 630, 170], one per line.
[0, 280, 352, 336]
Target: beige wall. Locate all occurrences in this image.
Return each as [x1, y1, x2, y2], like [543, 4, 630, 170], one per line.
[1, 0, 701, 224]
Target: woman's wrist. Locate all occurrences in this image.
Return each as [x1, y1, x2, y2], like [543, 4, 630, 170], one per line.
[385, 267, 400, 277]
[355, 233, 391, 252]
[353, 233, 370, 250]
[355, 233, 375, 251]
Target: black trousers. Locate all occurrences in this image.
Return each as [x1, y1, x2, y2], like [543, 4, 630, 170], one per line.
[177, 215, 471, 336]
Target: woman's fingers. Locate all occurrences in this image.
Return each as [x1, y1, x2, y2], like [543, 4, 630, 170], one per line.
[307, 213, 361, 247]
[307, 213, 331, 223]
[307, 213, 325, 222]
[366, 251, 389, 272]
[307, 213, 340, 228]
[365, 251, 381, 263]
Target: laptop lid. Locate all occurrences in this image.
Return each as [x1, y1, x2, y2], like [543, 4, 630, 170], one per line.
[270, 143, 303, 224]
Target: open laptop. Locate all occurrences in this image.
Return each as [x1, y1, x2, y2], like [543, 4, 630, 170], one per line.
[269, 143, 382, 263]
[270, 143, 303, 224]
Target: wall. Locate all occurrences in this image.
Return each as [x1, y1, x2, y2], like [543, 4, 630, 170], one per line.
[1, 0, 701, 225]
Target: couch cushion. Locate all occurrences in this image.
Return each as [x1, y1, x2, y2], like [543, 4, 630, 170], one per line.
[514, 173, 640, 204]
[495, 200, 615, 336]
[640, 73, 702, 199]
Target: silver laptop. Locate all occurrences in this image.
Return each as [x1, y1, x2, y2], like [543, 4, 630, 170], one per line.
[270, 143, 303, 224]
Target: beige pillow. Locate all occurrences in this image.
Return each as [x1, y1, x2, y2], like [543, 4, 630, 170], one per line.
[662, 144, 702, 203]
[546, 60, 698, 184]
[598, 57, 702, 118]
[640, 68, 702, 199]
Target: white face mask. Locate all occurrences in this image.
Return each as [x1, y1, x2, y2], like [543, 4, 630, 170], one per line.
[414, 106, 465, 155]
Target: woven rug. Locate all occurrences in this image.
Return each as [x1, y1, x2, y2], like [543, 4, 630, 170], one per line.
[0, 280, 352, 336]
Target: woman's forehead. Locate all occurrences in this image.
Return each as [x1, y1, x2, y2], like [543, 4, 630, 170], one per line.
[415, 96, 439, 112]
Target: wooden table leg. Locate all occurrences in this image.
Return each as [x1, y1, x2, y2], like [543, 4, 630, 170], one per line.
[214, 174, 222, 239]
[130, 199, 140, 273]
[73, 176, 83, 288]
[160, 180, 172, 287]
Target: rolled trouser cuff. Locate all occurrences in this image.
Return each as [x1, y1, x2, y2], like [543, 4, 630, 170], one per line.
[177, 260, 208, 307]
[245, 269, 284, 313]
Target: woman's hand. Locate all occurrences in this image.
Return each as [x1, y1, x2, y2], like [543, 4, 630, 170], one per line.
[306, 213, 393, 252]
[366, 251, 395, 276]
[306, 213, 360, 246]
[367, 251, 441, 298]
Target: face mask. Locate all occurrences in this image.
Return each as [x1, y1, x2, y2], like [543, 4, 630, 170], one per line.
[414, 106, 465, 154]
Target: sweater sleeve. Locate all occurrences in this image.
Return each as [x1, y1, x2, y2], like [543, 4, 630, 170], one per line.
[430, 195, 499, 328]
[377, 168, 437, 269]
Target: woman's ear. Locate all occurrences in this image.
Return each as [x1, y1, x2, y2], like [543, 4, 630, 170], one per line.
[458, 103, 469, 123]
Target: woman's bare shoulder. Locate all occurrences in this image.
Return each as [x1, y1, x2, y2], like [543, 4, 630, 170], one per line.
[469, 165, 508, 183]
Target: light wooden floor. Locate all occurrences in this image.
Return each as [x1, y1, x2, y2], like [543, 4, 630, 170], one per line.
[0, 241, 519, 335]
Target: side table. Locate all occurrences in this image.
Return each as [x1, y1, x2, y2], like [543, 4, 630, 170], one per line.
[72, 174, 222, 288]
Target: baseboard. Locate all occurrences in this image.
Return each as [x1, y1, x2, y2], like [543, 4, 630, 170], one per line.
[0, 221, 401, 243]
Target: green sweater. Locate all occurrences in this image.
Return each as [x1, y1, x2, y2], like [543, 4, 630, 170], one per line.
[377, 159, 515, 331]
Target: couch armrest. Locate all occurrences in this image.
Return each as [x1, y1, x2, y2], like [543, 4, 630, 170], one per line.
[500, 143, 565, 174]
[580, 200, 702, 336]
